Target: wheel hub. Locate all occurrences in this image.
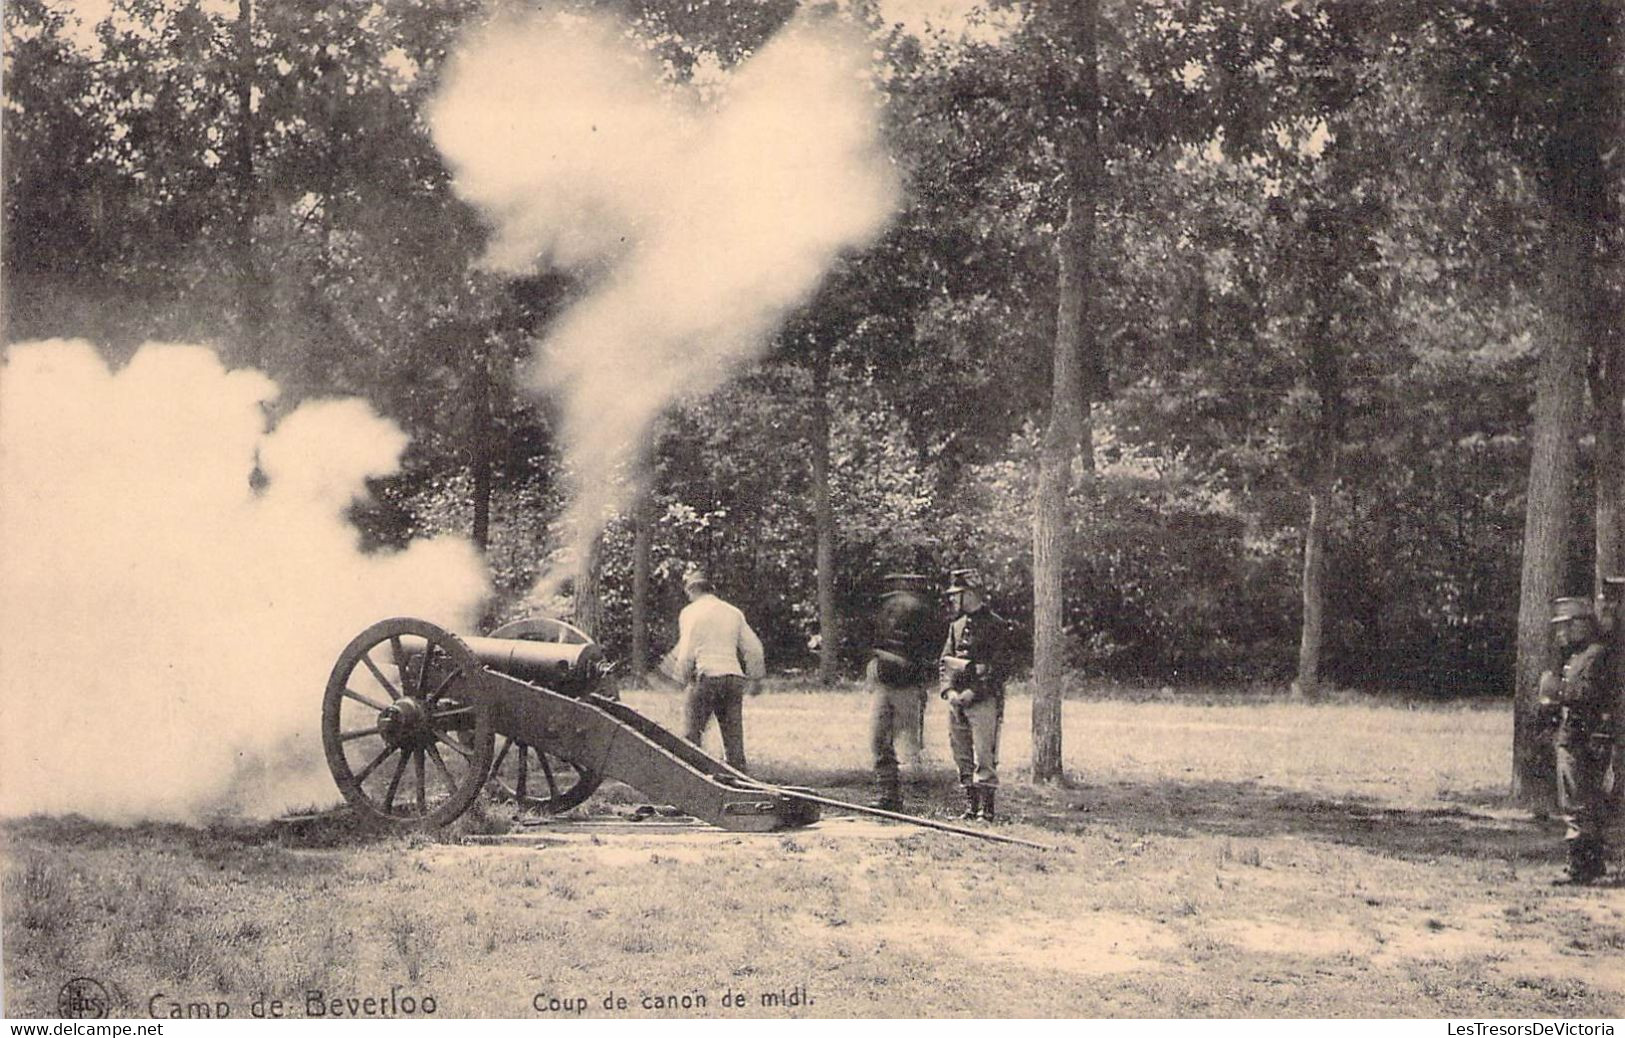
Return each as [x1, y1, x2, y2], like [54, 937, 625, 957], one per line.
[378, 697, 432, 748]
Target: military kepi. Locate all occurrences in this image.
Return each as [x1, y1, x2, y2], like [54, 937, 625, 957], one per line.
[1550, 596, 1595, 624]
[945, 567, 983, 594]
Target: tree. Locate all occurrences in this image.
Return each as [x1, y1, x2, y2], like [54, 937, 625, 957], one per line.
[574, 532, 606, 638]
[2, 2, 104, 342]
[1429, 1, 1623, 802]
[1030, 0, 1102, 782]
[13, 0, 1612, 715]
[630, 482, 655, 677]
[232, 0, 265, 369]
[809, 343, 841, 683]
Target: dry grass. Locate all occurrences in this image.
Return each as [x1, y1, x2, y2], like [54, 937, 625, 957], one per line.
[4, 687, 1621, 1019]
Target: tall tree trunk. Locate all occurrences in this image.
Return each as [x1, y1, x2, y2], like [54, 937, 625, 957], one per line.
[470, 341, 492, 553]
[1595, 342, 1623, 589]
[1514, 4, 1611, 806]
[1295, 486, 1328, 697]
[1600, 6, 1625, 697]
[1597, 345, 1625, 707]
[1295, 299, 1342, 699]
[631, 484, 653, 680]
[574, 532, 604, 640]
[1513, 216, 1590, 807]
[1032, 0, 1101, 784]
[233, 0, 264, 369]
[1596, 8, 1625, 591]
[811, 352, 839, 686]
[1032, 202, 1087, 782]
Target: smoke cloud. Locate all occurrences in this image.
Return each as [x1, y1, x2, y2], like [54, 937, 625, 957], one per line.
[428, 8, 900, 586]
[0, 341, 490, 823]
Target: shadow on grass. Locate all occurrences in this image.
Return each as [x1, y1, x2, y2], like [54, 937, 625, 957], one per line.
[1022, 778, 1566, 866]
[3, 808, 400, 860]
[3, 774, 1567, 870]
[742, 766, 1568, 868]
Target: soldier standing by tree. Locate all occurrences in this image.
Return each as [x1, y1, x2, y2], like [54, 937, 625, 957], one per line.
[939, 568, 1015, 821]
[1536, 585, 1621, 885]
[867, 573, 943, 810]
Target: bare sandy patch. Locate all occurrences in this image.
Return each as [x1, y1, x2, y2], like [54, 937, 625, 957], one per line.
[1488, 941, 1625, 995]
[1205, 917, 1372, 958]
[990, 911, 1183, 975]
[865, 911, 1181, 977]
[1369, 907, 1503, 967]
[1562, 894, 1625, 926]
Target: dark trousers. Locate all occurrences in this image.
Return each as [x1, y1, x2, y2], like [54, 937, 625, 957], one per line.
[685, 675, 748, 773]
[1557, 707, 1612, 854]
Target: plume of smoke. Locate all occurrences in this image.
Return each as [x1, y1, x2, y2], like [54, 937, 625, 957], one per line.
[428, 9, 900, 592]
[0, 341, 490, 823]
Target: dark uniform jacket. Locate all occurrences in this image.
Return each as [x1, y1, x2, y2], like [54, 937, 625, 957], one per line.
[940, 606, 1014, 703]
[872, 588, 941, 686]
[1553, 642, 1615, 712]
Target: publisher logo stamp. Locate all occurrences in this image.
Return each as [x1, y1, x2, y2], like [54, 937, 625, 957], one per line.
[59, 977, 111, 1019]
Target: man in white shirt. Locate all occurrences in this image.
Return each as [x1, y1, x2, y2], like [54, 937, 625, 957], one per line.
[674, 568, 766, 772]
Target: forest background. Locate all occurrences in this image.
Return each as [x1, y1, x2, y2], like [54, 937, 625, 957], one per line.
[5, 0, 1621, 798]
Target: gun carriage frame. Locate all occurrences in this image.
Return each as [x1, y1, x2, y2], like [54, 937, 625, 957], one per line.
[321, 616, 818, 831]
[320, 615, 1050, 849]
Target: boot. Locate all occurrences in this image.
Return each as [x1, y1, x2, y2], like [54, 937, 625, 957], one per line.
[1555, 840, 1606, 885]
[978, 788, 996, 822]
[959, 786, 980, 820]
[1572, 841, 1606, 884]
[870, 778, 902, 812]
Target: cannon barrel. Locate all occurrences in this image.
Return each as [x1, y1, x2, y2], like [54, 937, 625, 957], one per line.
[459, 635, 607, 695]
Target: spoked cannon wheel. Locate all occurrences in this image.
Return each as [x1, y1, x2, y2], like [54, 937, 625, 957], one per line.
[322, 618, 495, 828]
[484, 617, 606, 813]
[487, 736, 602, 814]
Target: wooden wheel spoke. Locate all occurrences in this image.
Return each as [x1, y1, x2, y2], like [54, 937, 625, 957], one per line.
[352, 744, 396, 785]
[359, 652, 403, 701]
[486, 736, 599, 812]
[414, 750, 427, 813]
[424, 744, 456, 790]
[429, 668, 465, 700]
[432, 730, 474, 761]
[389, 635, 407, 672]
[382, 752, 410, 812]
[343, 687, 390, 714]
[413, 648, 432, 699]
[432, 704, 474, 721]
[491, 737, 514, 774]
[537, 751, 560, 799]
[340, 725, 383, 742]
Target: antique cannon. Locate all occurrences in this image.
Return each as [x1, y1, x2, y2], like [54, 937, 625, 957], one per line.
[320, 616, 819, 830]
[322, 615, 1053, 848]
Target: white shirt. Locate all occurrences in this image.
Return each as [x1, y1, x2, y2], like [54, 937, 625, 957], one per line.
[675, 593, 766, 681]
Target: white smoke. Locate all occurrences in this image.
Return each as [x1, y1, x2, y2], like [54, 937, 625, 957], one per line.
[428, 8, 900, 588]
[0, 341, 491, 823]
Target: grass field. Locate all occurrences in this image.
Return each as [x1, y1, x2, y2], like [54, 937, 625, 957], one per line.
[5, 686, 1623, 1019]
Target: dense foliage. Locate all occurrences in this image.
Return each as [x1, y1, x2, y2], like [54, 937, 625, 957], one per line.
[5, 0, 1618, 696]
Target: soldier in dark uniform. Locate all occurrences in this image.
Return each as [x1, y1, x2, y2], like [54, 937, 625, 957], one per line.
[939, 568, 1014, 821]
[867, 573, 943, 810]
[1536, 594, 1618, 885]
